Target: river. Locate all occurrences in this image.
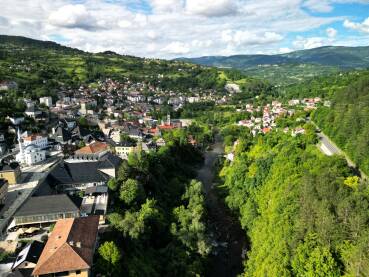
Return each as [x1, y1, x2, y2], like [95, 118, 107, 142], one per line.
[197, 137, 246, 277]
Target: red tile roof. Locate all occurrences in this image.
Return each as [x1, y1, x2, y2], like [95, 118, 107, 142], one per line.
[76, 141, 109, 154]
[32, 216, 99, 276]
[23, 134, 44, 141]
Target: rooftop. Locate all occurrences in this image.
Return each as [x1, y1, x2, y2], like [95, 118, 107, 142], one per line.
[12, 241, 44, 270]
[33, 216, 99, 276]
[0, 178, 8, 188]
[23, 134, 45, 141]
[0, 162, 20, 172]
[75, 141, 109, 154]
[15, 195, 79, 217]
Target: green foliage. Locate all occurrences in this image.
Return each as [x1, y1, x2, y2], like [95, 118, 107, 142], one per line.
[107, 178, 119, 192]
[119, 179, 145, 206]
[182, 47, 369, 84]
[219, 131, 369, 276]
[313, 74, 369, 175]
[104, 138, 207, 276]
[171, 180, 211, 256]
[292, 233, 339, 277]
[78, 116, 88, 127]
[0, 35, 250, 97]
[97, 241, 122, 276]
[110, 199, 159, 240]
[0, 251, 9, 263]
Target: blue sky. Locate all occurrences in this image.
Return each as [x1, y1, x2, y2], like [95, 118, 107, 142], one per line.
[0, 0, 368, 58]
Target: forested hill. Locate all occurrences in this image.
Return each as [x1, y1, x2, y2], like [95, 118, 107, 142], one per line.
[180, 46, 369, 69]
[0, 35, 252, 95]
[179, 46, 369, 84]
[313, 74, 369, 175]
[220, 128, 369, 276]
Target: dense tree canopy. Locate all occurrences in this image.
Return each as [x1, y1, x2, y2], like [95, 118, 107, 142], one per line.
[220, 130, 369, 276]
[313, 74, 369, 175]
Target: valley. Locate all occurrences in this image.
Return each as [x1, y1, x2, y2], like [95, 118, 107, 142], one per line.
[1, 35, 369, 276]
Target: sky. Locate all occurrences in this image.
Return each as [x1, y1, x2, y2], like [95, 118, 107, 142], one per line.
[0, 0, 369, 58]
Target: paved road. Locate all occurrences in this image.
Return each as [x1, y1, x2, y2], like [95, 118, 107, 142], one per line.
[0, 155, 62, 236]
[197, 137, 246, 277]
[317, 132, 341, 156]
[316, 128, 367, 179]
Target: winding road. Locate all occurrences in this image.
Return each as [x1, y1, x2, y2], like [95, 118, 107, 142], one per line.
[197, 137, 246, 277]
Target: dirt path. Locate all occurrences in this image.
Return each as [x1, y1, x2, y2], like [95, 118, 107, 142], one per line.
[197, 138, 246, 277]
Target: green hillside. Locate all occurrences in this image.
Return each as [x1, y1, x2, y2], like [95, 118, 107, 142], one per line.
[0, 35, 251, 98]
[313, 74, 369, 175]
[180, 46, 369, 84]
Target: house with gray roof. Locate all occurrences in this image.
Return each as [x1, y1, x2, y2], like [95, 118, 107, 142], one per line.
[47, 152, 121, 193]
[13, 194, 79, 226]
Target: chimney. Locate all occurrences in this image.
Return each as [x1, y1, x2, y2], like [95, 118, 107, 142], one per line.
[76, 242, 81, 248]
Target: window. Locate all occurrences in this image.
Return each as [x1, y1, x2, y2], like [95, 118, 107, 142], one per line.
[76, 270, 81, 275]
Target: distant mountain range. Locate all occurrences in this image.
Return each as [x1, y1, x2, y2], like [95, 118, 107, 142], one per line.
[179, 46, 369, 69]
[178, 46, 369, 84]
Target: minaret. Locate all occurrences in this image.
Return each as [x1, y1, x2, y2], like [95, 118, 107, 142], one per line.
[17, 128, 23, 156]
[167, 113, 171, 125]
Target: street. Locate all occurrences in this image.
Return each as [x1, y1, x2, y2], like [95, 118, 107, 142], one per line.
[317, 132, 341, 156]
[0, 153, 62, 235]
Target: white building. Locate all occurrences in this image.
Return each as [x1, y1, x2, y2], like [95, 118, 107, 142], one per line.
[40, 96, 53, 107]
[16, 130, 46, 166]
[225, 83, 240, 93]
[22, 134, 48, 149]
[188, 96, 200, 103]
[16, 145, 46, 166]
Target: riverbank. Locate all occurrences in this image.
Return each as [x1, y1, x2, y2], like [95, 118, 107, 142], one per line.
[197, 137, 246, 277]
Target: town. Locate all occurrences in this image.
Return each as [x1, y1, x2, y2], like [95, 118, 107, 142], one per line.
[0, 74, 329, 276]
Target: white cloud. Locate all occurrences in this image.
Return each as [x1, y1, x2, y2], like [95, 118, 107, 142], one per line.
[150, 0, 183, 13]
[326, 27, 337, 38]
[279, 47, 293, 54]
[118, 20, 132, 28]
[48, 4, 98, 30]
[222, 30, 283, 46]
[0, 0, 367, 58]
[344, 17, 369, 33]
[293, 36, 325, 49]
[303, 0, 369, 13]
[186, 0, 237, 17]
[303, 0, 333, 12]
[161, 41, 190, 54]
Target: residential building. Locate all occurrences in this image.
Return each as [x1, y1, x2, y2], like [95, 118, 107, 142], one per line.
[52, 125, 72, 144]
[72, 141, 109, 160]
[25, 106, 42, 118]
[127, 93, 145, 103]
[81, 186, 108, 224]
[13, 195, 79, 226]
[115, 141, 137, 159]
[0, 80, 17, 90]
[0, 142, 6, 155]
[156, 138, 166, 147]
[188, 96, 200, 103]
[7, 116, 25, 125]
[79, 100, 97, 115]
[11, 241, 44, 273]
[32, 216, 99, 277]
[48, 152, 121, 192]
[23, 134, 48, 149]
[0, 162, 21, 185]
[39, 96, 53, 108]
[225, 83, 240, 93]
[0, 178, 8, 205]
